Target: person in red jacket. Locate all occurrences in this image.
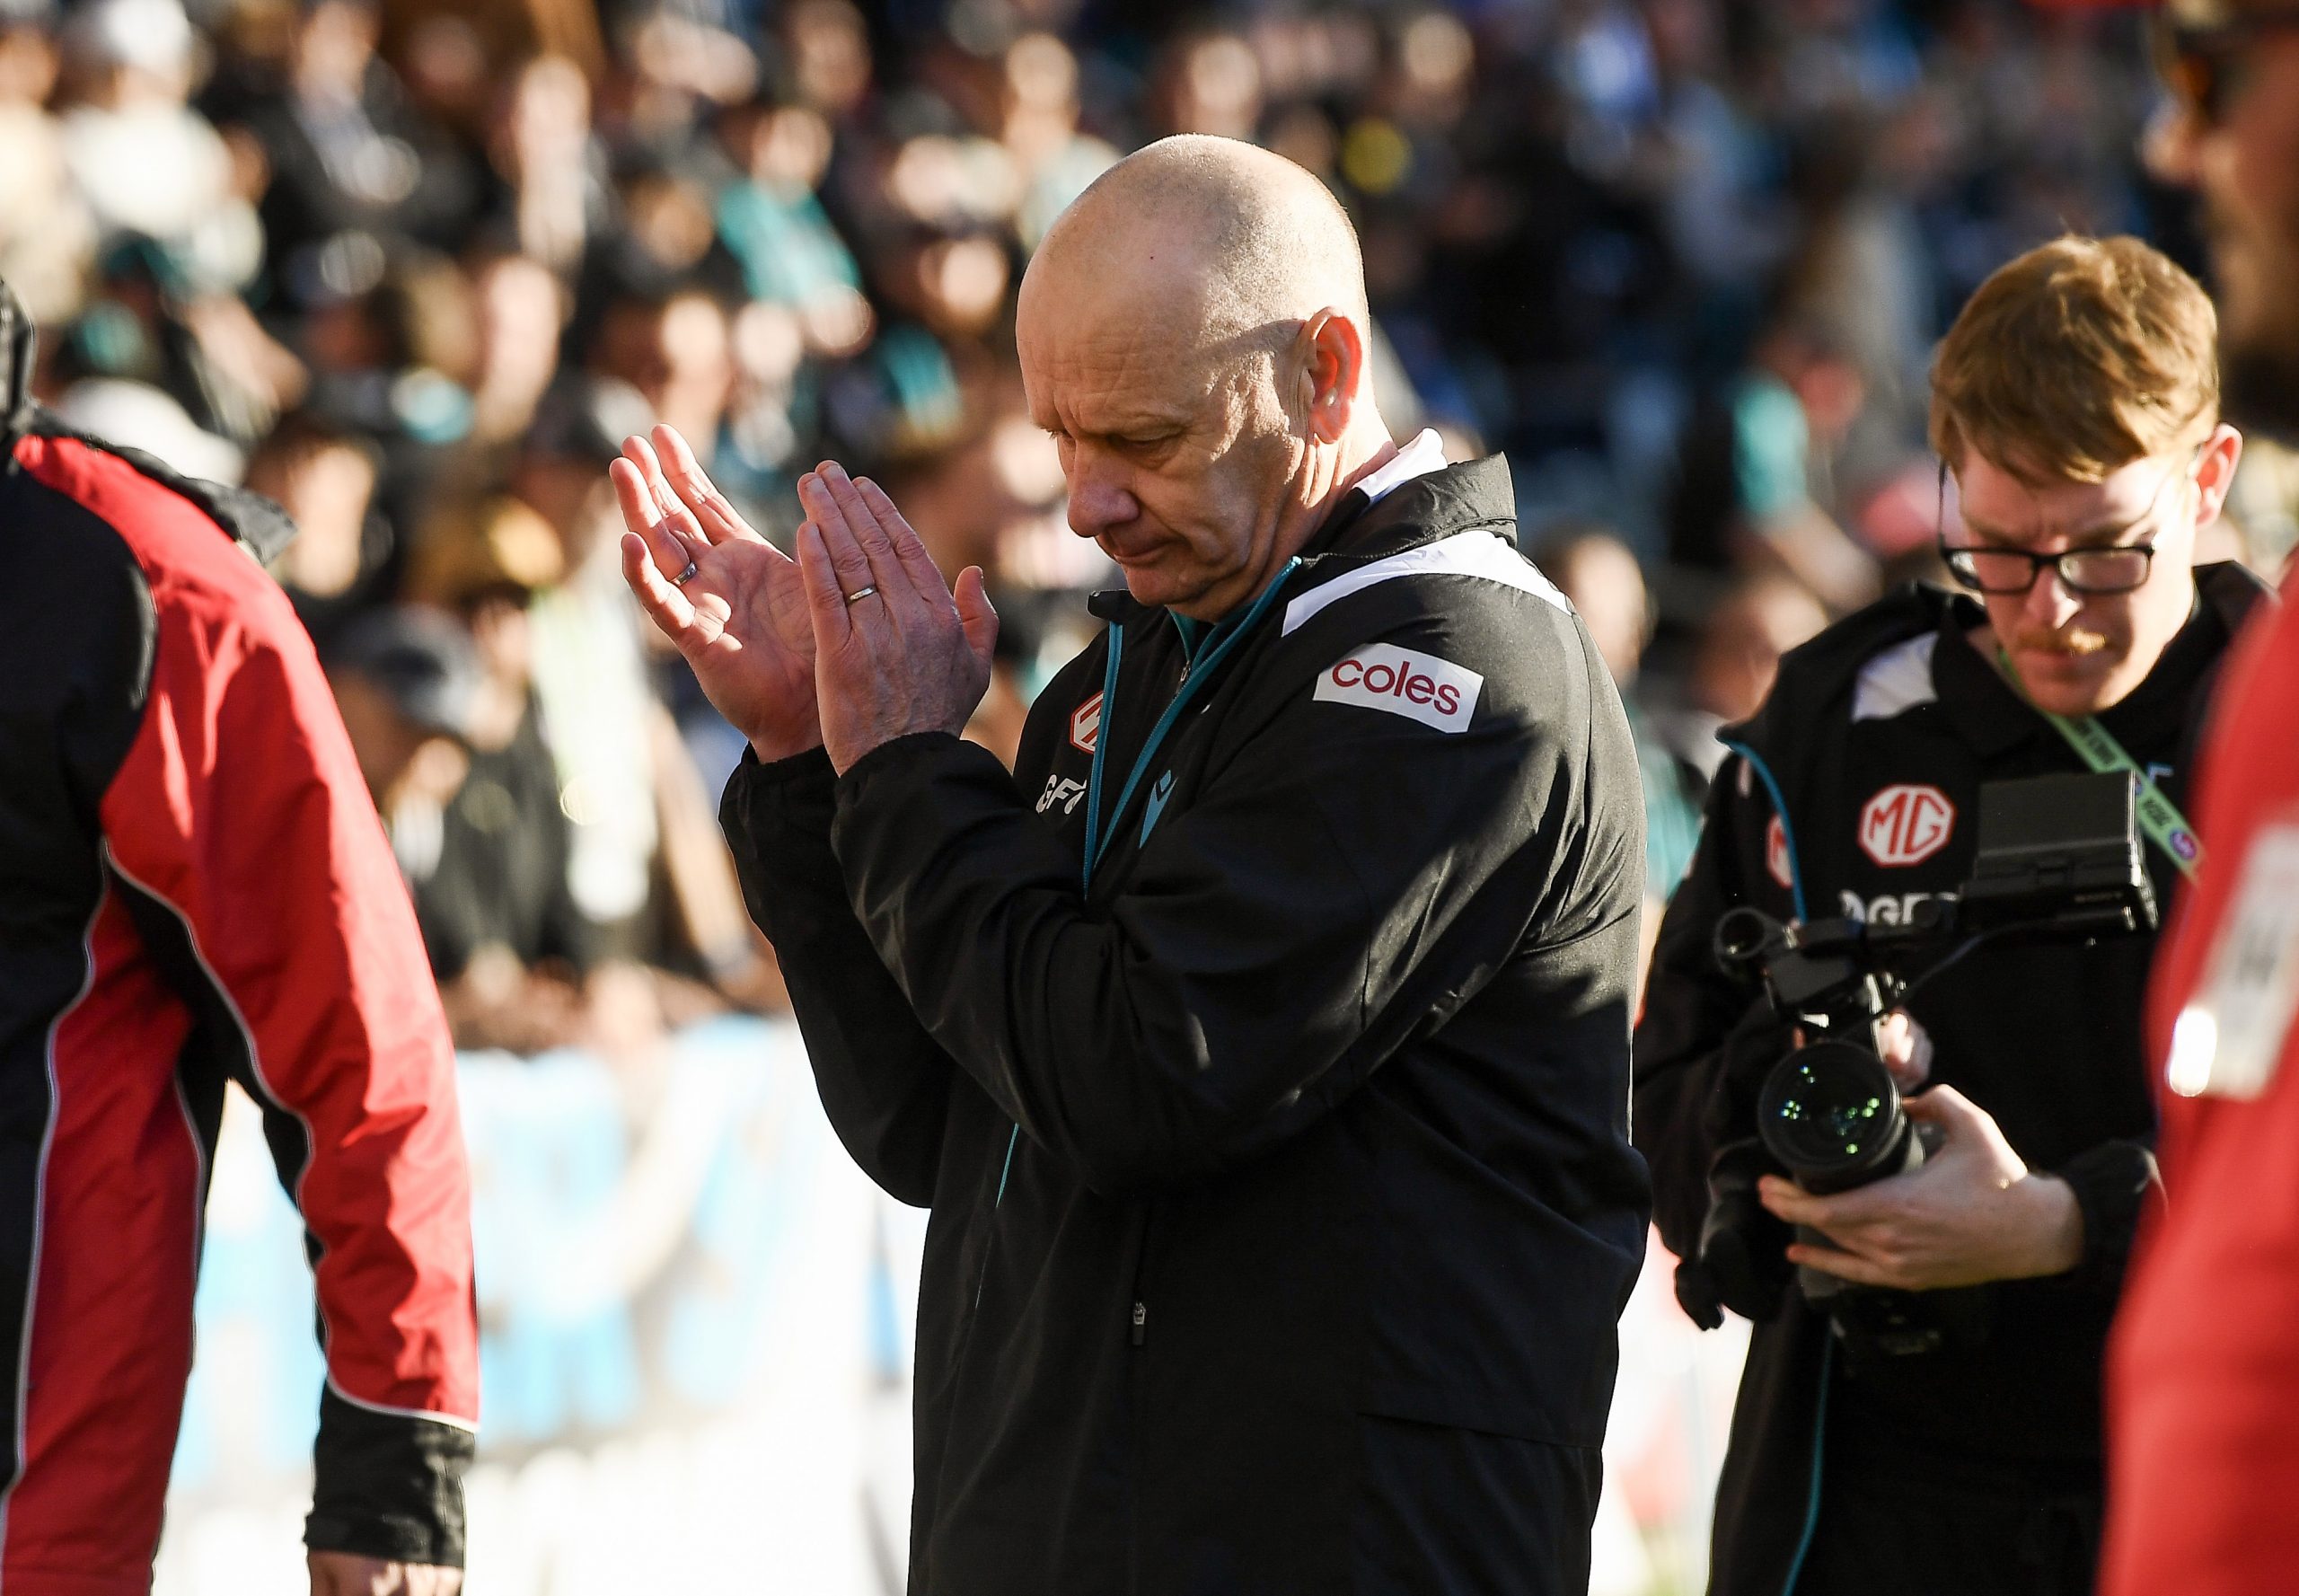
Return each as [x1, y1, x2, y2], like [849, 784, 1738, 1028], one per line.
[0, 282, 479, 1593]
[2101, 10, 2299, 1593]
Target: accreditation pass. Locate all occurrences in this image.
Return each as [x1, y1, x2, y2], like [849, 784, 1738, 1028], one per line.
[2168, 821, 2299, 1100]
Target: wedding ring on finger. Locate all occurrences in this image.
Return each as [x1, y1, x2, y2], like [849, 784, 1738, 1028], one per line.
[843, 585, 878, 604]
[672, 559, 700, 586]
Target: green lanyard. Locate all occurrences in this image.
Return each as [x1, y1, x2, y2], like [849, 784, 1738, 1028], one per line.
[1998, 648, 2204, 883]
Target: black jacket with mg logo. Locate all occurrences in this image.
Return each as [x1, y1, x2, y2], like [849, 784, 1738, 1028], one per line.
[1634, 565, 2269, 1596]
[721, 457, 1650, 1594]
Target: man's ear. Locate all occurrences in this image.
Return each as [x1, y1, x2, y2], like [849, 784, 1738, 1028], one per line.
[2192, 423, 2244, 531]
[1295, 307, 1367, 445]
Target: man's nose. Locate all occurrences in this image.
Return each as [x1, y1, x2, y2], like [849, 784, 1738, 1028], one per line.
[1066, 454, 1141, 538]
[2024, 565, 2083, 630]
[2142, 101, 2203, 191]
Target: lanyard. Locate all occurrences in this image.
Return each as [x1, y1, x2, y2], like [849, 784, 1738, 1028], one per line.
[1997, 648, 2204, 883]
[1080, 558, 1302, 889]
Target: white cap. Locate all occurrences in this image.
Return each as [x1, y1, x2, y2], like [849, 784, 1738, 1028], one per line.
[69, 0, 196, 75]
[57, 379, 245, 485]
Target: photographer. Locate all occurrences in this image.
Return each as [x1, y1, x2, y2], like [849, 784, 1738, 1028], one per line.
[1635, 234, 2269, 1596]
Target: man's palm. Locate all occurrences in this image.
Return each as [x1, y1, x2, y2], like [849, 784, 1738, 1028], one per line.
[612, 427, 822, 761]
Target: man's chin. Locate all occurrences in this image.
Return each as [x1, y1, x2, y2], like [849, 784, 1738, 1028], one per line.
[1118, 562, 1220, 615]
[1118, 565, 1180, 608]
[2014, 648, 2127, 718]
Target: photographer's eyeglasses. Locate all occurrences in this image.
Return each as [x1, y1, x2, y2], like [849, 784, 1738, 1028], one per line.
[1935, 447, 2198, 598]
[2154, 4, 2299, 129]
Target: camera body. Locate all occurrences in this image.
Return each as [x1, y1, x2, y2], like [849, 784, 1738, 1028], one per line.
[1680, 772, 2159, 1354]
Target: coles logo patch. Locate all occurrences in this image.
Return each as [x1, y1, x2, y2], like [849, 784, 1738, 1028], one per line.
[1858, 784, 1956, 869]
[1314, 644, 1483, 732]
[1069, 692, 1103, 754]
[1766, 816, 1793, 891]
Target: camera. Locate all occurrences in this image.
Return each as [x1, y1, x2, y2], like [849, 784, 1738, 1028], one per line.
[1678, 772, 2159, 1354]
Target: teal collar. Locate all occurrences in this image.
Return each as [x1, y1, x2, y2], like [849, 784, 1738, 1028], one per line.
[1081, 557, 1303, 887]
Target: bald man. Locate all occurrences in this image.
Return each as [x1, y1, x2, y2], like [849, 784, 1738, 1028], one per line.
[612, 136, 1650, 1593]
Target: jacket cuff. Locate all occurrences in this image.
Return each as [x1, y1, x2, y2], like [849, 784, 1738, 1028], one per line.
[835, 730, 967, 797]
[718, 745, 843, 937]
[2050, 1139, 2162, 1292]
[306, 1388, 473, 1566]
[831, 732, 998, 872]
[721, 743, 838, 830]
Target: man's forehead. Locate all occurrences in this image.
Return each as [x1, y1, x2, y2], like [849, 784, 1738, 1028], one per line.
[1960, 454, 2174, 545]
[1020, 309, 1229, 426]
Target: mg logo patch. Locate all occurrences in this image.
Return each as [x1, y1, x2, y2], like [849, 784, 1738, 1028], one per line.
[1859, 784, 1956, 869]
[1313, 644, 1482, 732]
[1070, 692, 1103, 754]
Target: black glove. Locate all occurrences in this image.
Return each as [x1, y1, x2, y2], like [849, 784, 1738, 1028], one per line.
[1678, 1137, 1795, 1327]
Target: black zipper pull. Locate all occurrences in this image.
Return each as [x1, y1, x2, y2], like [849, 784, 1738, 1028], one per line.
[1131, 1301, 1148, 1345]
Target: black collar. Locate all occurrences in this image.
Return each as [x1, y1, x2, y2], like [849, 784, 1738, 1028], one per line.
[1086, 454, 1518, 627]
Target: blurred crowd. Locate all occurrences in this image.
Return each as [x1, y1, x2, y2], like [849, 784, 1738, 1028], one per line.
[12, 0, 2294, 1053]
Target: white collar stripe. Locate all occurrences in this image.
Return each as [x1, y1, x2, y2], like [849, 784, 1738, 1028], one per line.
[1851, 632, 1942, 722]
[1351, 428, 1449, 507]
[1281, 528, 1571, 637]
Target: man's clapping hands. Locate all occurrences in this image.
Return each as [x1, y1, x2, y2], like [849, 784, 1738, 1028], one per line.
[612, 425, 998, 772]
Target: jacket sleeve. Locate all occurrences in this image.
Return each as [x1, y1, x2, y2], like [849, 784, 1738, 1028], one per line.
[99, 571, 478, 1565]
[830, 612, 1625, 1196]
[1633, 754, 1777, 1261]
[2048, 1139, 2161, 1296]
[719, 745, 955, 1206]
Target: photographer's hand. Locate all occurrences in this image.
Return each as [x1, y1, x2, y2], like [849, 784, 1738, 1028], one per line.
[1877, 1010, 1933, 1093]
[1757, 1085, 2083, 1290]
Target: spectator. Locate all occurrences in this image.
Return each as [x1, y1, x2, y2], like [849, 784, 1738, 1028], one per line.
[247, 410, 392, 648]
[1669, 316, 1882, 613]
[1655, 573, 1832, 781]
[1544, 527, 1706, 903]
[0, 3, 92, 324]
[59, 0, 260, 294]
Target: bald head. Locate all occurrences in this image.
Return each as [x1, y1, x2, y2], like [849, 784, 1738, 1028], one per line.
[1017, 137, 1395, 621]
[1026, 135, 1369, 347]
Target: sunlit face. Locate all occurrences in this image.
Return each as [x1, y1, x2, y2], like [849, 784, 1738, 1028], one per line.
[1949, 436, 2233, 716]
[2152, 24, 2299, 433]
[1017, 287, 1305, 621]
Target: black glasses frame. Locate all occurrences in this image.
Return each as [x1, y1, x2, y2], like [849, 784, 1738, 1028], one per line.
[1934, 445, 2199, 597]
[1935, 536, 2160, 597]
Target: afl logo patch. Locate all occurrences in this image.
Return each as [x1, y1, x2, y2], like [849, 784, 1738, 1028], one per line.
[1070, 692, 1103, 754]
[1859, 784, 1956, 869]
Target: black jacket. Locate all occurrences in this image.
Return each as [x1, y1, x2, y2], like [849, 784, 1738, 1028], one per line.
[723, 457, 1652, 1595]
[1634, 568, 2270, 1596]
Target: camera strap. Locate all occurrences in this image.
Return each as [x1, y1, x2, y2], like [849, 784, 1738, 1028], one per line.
[1997, 647, 2204, 883]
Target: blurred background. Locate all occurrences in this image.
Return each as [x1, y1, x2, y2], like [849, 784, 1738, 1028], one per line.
[4, 0, 2281, 1589]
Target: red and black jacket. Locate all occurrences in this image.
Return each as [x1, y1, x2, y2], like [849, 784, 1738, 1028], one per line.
[0, 284, 477, 1589]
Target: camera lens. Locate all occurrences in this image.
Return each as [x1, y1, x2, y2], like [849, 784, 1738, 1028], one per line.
[1757, 1040, 1916, 1195]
